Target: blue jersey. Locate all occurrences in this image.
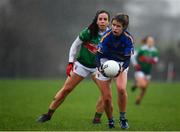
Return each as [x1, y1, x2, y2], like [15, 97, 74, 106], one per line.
[97, 29, 134, 69]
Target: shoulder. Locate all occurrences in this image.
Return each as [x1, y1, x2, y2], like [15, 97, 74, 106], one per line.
[100, 29, 112, 43]
[141, 45, 148, 50]
[124, 31, 134, 44]
[135, 46, 142, 52]
[142, 45, 158, 52]
[136, 45, 147, 54]
[151, 46, 158, 52]
[79, 27, 90, 41]
[80, 27, 89, 34]
[151, 46, 159, 55]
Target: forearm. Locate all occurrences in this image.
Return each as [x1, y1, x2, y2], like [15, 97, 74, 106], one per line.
[122, 56, 131, 70]
[151, 57, 158, 64]
[130, 52, 138, 66]
[139, 56, 158, 64]
[96, 51, 103, 68]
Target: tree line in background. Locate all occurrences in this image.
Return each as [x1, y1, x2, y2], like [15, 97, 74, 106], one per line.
[0, 0, 179, 81]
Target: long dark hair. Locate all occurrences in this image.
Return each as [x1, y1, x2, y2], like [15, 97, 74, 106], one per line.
[88, 10, 110, 38]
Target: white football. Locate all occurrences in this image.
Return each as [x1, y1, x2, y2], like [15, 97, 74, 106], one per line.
[102, 60, 120, 77]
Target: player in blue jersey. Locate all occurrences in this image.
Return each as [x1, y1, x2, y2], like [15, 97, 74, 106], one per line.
[95, 13, 134, 129]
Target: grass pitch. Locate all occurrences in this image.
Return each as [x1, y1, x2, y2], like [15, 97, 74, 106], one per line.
[0, 79, 180, 131]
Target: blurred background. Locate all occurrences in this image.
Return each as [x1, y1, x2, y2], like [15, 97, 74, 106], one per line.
[0, 0, 180, 81]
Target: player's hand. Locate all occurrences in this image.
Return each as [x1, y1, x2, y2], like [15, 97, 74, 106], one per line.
[98, 64, 104, 73]
[134, 64, 141, 71]
[149, 58, 157, 64]
[139, 56, 148, 62]
[98, 65, 107, 77]
[66, 62, 73, 77]
[139, 56, 157, 64]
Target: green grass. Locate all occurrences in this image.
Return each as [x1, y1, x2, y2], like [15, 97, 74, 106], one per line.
[0, 79, 180, 131]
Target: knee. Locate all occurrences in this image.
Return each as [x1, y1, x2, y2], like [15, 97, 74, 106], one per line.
[117, 86, 127, 96]
[141, 86, 147, 92]
[104, 98, 111, 106]
[138, 78, 148, 87]
[140, 81, 148, 89]
[103, 95, 112, 106]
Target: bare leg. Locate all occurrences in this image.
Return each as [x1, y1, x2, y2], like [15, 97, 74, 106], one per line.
[96, 79, 113, 119]
[136, 87, 146, 105]
[37, 72, 84, 122]
[91, 75, 105, 115]
[92, 74, 104, 123]
[116, 71, 129, 129]
[135, 77, 149, 105]
[49, 72, 84, 110]
[116, 71, 128, 113]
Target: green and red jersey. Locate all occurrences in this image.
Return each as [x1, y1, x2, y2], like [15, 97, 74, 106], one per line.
[77, 27, 104, 68]
[136, 45, 159, 74]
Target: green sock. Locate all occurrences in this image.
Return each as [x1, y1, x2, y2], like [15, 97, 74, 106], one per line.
[94, 112, 102, 119]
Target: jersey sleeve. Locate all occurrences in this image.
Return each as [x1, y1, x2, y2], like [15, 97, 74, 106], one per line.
[154, 49, 159, 57]
[136, 47, 143, 57]
[79, 27, 91, 42]
[152, 48, 159, 63]
[68, 36, 82, 62]
[131, 50, 138, 66]
[124, 37, 134, 56]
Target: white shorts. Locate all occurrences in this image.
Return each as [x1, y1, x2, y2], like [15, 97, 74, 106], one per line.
[95, 58, 129, 81]
[73, 61, 96, 78]
[135, 71, 151, 80]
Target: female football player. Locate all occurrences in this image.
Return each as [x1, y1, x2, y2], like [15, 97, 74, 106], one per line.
[95, 13, 134, 129]
[131, 36, 158, 105]
[37, 10, 110, 123]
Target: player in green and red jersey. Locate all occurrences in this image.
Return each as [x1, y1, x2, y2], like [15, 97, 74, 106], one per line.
[131, 35, 159, 105]
[37, 10, 110, 123]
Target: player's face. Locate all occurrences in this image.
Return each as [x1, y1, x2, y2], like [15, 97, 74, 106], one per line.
[111, 20, 123, 36]
[97, 13, 109, 32]
[147, 37, 155, 47]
